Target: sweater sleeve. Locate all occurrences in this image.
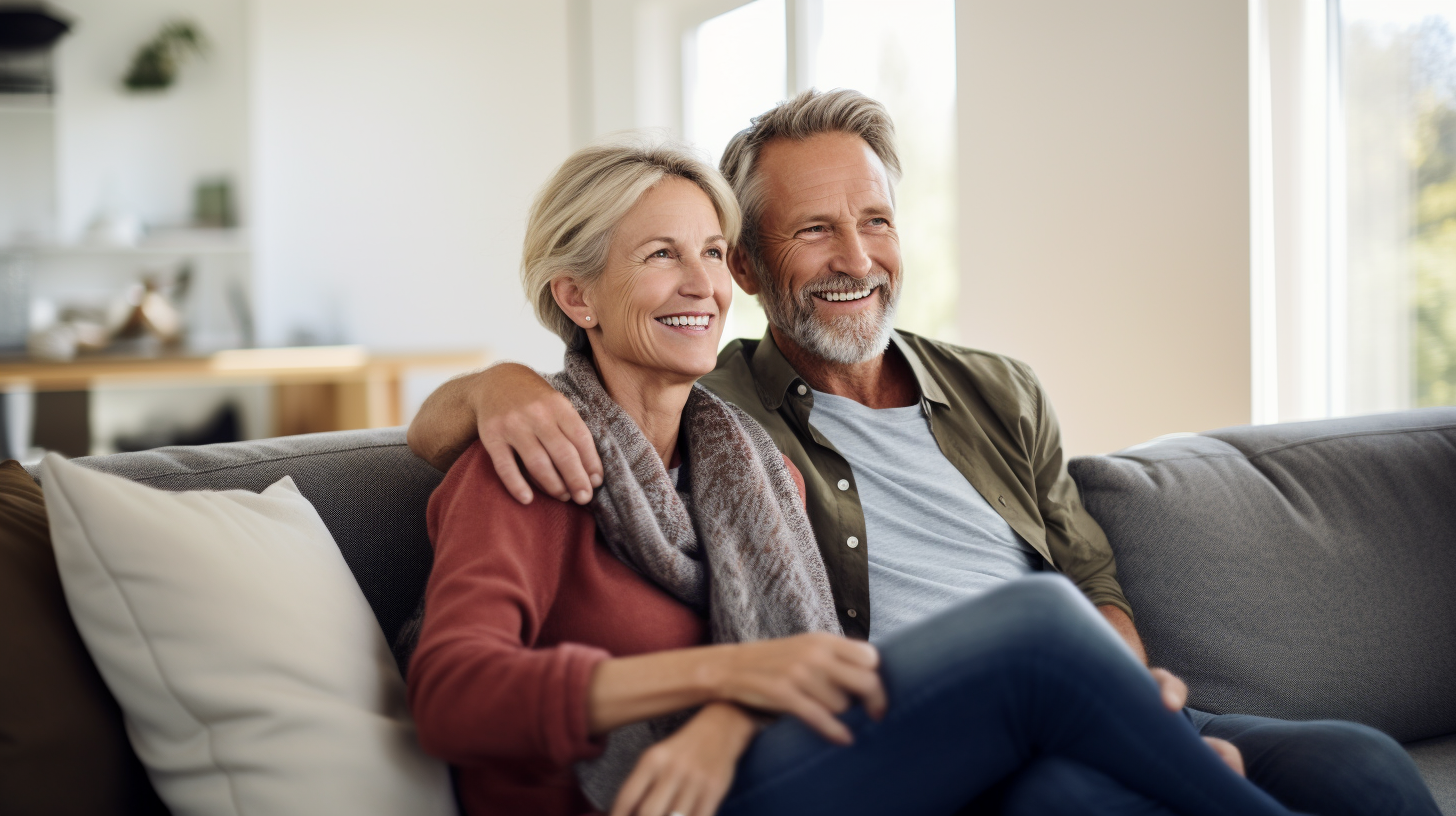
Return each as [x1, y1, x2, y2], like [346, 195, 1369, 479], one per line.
[407, 442, 611, 767]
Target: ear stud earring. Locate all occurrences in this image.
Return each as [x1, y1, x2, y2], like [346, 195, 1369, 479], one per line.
[585, 315, 592, 322]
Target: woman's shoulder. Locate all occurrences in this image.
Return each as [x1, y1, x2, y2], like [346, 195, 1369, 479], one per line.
[429, 441, 592, 538]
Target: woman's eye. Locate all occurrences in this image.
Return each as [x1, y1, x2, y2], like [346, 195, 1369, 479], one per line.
[705, 247, 723, 259]
[650, 248, 672, 259]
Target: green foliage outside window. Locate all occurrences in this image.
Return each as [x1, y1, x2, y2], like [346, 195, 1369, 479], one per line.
[1349, 17, 1456, 407]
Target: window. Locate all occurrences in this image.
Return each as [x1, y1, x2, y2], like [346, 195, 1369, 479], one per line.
[685, 0, 958, 347]
[1340, 1, 1456, 410]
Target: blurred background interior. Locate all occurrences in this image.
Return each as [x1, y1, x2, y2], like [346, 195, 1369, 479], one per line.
[1, 0, 1454, 460]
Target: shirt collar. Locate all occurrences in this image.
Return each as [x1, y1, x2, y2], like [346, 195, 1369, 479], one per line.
[749, 328, 950, 410]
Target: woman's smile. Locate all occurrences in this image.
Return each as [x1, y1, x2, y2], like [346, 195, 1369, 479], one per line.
[654, 312, 715, 333]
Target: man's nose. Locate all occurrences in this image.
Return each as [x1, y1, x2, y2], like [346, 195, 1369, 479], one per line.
[830, 228, 874, 279]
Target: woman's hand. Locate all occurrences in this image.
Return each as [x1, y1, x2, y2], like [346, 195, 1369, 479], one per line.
[700, 633, 885, 745]
[589, 634, 884, 745]
[610, 703, 756, 816]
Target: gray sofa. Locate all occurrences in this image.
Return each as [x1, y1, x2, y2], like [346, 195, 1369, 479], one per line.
[1069, 407, 1456, 812]
[35, 407, 1456, 811]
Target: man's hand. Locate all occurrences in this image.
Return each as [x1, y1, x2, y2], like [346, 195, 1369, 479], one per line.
[1148, 667, 1186, 712]
[469, 364, 601, 505]
[1204, 737, 1246, 777]
[1147, 668, 1246, 777]
[407, 362, 602, 504]
[610, 703, 755, 816]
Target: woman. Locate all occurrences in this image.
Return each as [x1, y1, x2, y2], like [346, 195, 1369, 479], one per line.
[405, 141, 1301, 816]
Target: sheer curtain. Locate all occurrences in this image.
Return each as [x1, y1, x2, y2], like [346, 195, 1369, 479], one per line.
[1258, 0, 1456, 421]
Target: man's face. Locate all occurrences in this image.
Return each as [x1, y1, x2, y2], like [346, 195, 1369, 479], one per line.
[738, 131, 901, 365]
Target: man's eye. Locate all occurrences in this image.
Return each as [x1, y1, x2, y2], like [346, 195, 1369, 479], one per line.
[869, 218, 889, 226]
[800, 225, 826, 236]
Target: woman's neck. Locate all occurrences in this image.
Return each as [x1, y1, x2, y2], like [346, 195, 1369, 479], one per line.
[587, 343, 691, 467]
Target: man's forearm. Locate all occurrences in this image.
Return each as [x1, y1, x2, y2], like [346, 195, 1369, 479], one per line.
[407, 368, 494, 471]
[1098, 604, 1148, 665]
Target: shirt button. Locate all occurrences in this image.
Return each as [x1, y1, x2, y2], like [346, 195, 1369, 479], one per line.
[998, 495, 1008, 506]
[837, 479, 849, 491]
[847, 536, 859, 548]
[846, 608, 858, 618]
[797, 384, 808, 395]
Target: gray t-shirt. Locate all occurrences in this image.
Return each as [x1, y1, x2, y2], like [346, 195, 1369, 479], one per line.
[808, 389, 1038, 642]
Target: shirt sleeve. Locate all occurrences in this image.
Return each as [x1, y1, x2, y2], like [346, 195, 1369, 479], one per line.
[407, 442, 611, 767]
[1026, 370, 1135, 621]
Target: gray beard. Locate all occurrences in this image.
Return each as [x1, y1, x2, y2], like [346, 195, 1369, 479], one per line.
[752, 256, 900, 366]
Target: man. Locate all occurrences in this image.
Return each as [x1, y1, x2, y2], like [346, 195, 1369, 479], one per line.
[408, 90, 1437, 815]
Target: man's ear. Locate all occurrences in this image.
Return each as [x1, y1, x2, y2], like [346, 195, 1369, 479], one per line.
[551, 277, 594, 329]
[728, 247, 761, 296]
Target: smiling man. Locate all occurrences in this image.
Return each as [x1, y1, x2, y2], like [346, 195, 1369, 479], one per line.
[406, 90, 1438, 816]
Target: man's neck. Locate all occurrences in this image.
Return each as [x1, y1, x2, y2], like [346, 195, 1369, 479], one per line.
[770, 326, 919, 409]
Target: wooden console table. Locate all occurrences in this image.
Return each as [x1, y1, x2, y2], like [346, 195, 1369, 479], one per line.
[0, 346, 488, 456]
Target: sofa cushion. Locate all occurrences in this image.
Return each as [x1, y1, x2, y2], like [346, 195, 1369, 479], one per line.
[1068, 408, 1456, 743]
[0, 460, 168, 816]
[1406, 733, 1456, 815]
[29, 428, 444, 652]
[40, 454, 457, 816]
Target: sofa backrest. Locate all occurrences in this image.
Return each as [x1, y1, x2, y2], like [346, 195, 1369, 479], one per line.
[29, 428, 442, 651]
[1069, 408, 1456, 743]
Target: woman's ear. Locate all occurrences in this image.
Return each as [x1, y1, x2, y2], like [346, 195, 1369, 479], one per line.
[551, 277, 595, 329]
[728, 247, 760, 295]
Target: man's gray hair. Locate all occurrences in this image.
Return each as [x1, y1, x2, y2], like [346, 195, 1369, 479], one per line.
[718, 89, 902, 261]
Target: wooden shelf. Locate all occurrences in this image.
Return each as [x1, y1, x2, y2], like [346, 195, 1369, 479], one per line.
[0, 345, 489, 434]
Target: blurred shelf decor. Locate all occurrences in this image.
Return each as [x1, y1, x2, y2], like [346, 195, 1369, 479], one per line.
[0, 3, 70, 96]
[123, 19, 206, 92]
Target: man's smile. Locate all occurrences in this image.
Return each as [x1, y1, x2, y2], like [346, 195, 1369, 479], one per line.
[814, 286, 877, 303]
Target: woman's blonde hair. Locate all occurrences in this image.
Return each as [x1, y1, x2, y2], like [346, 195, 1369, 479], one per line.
[522, 138, 742, 346]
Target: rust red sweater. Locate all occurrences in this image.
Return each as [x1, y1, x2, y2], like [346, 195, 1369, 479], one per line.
[408, 441, 805, 816]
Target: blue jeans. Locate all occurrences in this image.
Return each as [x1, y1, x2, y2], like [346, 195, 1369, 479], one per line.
[991, 711, 1439, 816]
[717, 575, 1299, 816]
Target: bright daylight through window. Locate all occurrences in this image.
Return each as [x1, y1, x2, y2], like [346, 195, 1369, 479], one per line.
[1341, 0, 1456, 410]
[685, 0, 957, 348]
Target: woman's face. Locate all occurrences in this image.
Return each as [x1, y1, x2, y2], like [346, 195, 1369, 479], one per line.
[567, 177, 732, 383]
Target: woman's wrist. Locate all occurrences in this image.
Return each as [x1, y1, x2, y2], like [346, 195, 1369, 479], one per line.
[693, 701, 759, 752]
[588, 647, 733, 735]
[689, 643, 735, 701]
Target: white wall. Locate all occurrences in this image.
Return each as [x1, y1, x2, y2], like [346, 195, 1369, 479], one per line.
[52, 0, 250, 241]
[956, 0, 1252, 455]
[250, 0, 572, 368]
[0, 107, 56, 243]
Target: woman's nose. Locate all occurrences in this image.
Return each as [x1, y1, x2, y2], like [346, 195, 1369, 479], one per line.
[679, 256, 715, 299]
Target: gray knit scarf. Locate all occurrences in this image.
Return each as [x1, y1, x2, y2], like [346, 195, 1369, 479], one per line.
[550, 349, 840, 810]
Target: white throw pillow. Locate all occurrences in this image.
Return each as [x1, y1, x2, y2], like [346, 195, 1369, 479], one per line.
[40, 454, 457, 816]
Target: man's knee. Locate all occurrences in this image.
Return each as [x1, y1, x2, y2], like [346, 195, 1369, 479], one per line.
[1231, 718, 1436, 815]
[1285, 721, 1412, 780]
[1241, 719, 1407, 775]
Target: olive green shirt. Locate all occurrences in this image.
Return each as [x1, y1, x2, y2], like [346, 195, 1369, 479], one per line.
[699, 330, 1131, 640]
